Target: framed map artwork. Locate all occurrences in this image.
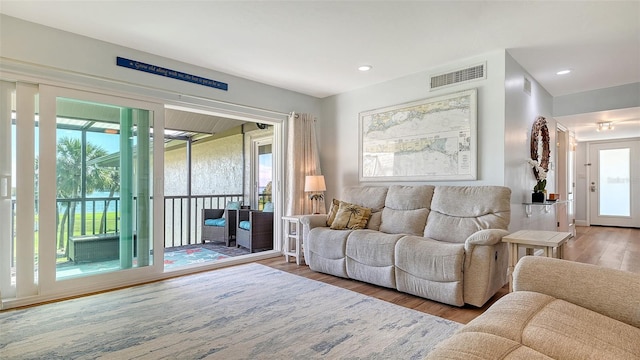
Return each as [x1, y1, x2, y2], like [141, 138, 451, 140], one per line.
[359, 89, 477, 182]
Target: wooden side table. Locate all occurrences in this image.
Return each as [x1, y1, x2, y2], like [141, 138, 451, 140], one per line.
[282, 215, 305, 265]
[502, 230, 572, 291]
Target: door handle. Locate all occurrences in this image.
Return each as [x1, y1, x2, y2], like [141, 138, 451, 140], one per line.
[0, 176, 9, 199]
[590, 182, 597, 192]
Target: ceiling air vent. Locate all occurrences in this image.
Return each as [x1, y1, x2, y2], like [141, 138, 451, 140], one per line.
[429, 63, 486, 90]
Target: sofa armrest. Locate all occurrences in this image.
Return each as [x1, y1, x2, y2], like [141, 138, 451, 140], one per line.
[464, 229, 509, 252]
[299, 214, 327, 229]
[299, 214, 328, 245]
[513, 256, 640, 328]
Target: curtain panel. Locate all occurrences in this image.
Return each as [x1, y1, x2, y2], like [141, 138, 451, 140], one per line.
[285, 113, 325, 216]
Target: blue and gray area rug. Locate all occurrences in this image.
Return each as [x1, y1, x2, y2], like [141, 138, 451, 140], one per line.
[1, 263, 461, 359]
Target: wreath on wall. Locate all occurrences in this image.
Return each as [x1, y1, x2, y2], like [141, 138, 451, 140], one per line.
[529, 116, 550, 191]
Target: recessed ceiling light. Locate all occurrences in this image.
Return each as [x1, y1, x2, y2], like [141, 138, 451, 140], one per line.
[556, 69, 571, 75]
[358, 65, 372, 72]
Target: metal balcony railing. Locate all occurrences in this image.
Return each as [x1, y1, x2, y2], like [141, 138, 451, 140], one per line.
[7, 194, 248, 266]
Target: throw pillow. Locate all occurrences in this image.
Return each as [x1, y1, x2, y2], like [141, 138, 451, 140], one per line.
[226, 201, 241, 210]
[330, 201, 372, 230]
[326, 198, 340, 226]
[263, 202, 274, 212]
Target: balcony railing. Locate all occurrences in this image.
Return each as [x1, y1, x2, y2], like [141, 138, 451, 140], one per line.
[164, 194, 244, 248]
[8, 194, 249, 266]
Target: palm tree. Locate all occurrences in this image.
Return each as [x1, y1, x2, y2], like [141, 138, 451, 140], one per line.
[98, 168, 119, 234]
[56, 136, 110, 250]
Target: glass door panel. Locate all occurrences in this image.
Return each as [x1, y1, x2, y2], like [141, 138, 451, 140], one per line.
[257, 141, 272, 210]
[53, 98, 154, 280]
[598, 148, 630, 217]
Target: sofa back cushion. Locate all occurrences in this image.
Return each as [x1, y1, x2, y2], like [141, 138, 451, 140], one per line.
[424, 186, 511, 243]
[380, 185, 434, 236]
[341, 186, 388, 230]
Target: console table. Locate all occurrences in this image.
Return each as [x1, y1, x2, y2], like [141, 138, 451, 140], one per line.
[502, 230, 572, 291]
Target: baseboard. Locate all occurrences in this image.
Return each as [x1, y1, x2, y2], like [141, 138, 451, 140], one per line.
[575, 220, 589, 227]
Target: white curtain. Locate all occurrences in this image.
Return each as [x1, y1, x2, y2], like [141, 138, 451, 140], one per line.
[285, 113, 326, 216]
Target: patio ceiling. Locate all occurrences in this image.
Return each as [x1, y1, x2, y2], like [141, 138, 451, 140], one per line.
[52, 98, 245, 138]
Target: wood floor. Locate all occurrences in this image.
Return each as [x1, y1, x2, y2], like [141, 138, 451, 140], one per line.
[257, 226, 640, 324]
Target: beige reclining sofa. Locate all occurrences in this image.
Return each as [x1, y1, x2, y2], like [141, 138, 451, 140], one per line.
[301, 185, 511, 307]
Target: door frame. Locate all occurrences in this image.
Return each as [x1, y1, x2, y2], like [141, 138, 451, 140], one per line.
[556, 123, 576, 235]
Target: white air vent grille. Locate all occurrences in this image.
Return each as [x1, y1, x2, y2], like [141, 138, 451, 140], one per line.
[430, 63, 486, 90]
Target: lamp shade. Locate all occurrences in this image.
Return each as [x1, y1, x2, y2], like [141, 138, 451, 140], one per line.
[304, 175, 326, 192]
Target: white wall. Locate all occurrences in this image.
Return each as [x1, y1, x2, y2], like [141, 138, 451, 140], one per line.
[0, 15, 321, 117]
[504, 52, 557, 232]
[319, 51, 507, 204]
[554, 83, 640, 116]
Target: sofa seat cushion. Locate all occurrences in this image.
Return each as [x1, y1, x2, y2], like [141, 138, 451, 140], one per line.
[394, 236, 465, 306]
[462, 291, 640, 360]
[306, 227, 353, 278]
[345, 230, 404, 288]
[426, 331, 553, 360]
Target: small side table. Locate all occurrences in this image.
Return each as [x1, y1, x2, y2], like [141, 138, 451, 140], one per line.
[282, 215, 305, 265]
[502, 230, 572, 291]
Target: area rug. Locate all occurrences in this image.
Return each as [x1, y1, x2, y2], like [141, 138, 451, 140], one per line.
[56, 248, 229, 278]
[0, 263, 461, 359]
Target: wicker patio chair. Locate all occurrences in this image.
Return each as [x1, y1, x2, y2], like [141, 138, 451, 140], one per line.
[201, 208, 238, 247]
[236, 208, 274, 253]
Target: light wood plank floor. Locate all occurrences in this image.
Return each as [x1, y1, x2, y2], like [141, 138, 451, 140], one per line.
[258, 226, 640, 324]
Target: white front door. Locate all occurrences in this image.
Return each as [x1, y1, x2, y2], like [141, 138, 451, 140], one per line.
[588, 140, 640, 227]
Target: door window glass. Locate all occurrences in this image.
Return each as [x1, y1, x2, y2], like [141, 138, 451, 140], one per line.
[599, 148, 630, 217]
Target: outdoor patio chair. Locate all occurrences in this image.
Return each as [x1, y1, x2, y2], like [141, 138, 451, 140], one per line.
[236, 203, 274, 253]
[201, 201, 242, 246]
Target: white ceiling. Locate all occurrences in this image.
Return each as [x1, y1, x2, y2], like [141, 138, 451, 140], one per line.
[1, 1, 639, 141]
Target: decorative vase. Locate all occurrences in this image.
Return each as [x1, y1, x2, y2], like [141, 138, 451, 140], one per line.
[532, 191, 545, 203]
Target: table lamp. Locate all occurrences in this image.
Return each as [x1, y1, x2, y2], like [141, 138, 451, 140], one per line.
[304, 175, 326, 214]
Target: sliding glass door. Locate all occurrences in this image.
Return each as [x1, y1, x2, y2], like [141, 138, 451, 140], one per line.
[1, 83, 164, 302]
